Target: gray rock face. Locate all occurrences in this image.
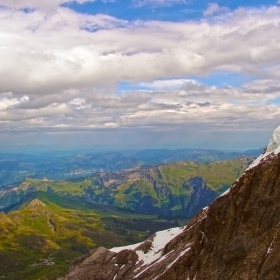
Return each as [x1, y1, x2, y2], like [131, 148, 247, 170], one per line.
[64, 136, 280, 279]
[65, 247, 139, 280]
[0, 184, 36, 210]
[184, 176, 217, 217]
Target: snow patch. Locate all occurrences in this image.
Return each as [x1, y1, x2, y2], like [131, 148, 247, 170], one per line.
[153, 245, 191, 280]
[267, 125, 280, 153]
[185, 212, 207, 233]
[110, 242, 142, 253]
[147, 227, 185, 255]
[265, 226, 280, 256]
[110, 226, 185, 266]
[220, 188, 230, 197]
[247, 125, 280, 170]
[166, 246, 190, 269]
[218, 127, 280, 198]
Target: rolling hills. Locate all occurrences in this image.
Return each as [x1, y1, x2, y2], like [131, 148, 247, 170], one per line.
[0, 191, 178, 279]
[0, 156, 251, 218]
[0, 156, 253, 279]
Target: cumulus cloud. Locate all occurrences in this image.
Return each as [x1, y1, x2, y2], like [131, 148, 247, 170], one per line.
[204, 3, 230, 16]
[2, 6, 280, 96]
[1, 77, 279, 135]
[0, 95, 28, 111]
[132, 0, 186, 7]
[0, 0, 96, 12]
[0, 4, 280, 149]
[137, 79, 196, 90]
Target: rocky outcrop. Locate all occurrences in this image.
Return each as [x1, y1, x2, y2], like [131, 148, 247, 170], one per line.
[64, 125, 280, 280]
[184, 176, 217, 217]
[64, 227, 185, 280]
[0, 184, 36, 210]
[65, 247, 139, 280]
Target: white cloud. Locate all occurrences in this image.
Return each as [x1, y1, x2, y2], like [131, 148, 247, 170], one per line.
[1, 77, 279, 134]
[0, 0, 96, 12]
[137, 79, 196, 90]
[0, 94, 29, 111]
[204, 3, 229, 16]
[0, 4, 279, 149]
[2, 6, 280, 96]
[133, 0, 186, 7]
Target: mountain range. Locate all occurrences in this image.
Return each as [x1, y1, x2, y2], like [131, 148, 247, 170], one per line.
[0, 156, 253, 279]
[0, 157, 250, 218]
[0, 148, 262, 187]
[64, 125, 280, 279]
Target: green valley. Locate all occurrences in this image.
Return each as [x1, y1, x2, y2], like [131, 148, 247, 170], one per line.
[0, 156, 252, 279]
[0, 192, 178, 279]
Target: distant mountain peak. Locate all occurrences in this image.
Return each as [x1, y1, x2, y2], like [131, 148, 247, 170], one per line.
[27, 198, 46, 208]
[267, 125, 280, 153]
[248, 125, 280, 170]
[0, 212, 14, 225]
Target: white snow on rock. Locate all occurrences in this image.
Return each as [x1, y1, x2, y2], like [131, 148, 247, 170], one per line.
[220, 125, 280, 197]
[110, 242, 142, 253]
[267, 125, 280, 153]
[248, 125, 280, 170]
[110, 226, 185, 266]
[107, 125, 280, 278]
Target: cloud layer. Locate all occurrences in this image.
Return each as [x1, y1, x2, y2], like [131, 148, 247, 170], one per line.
[0, 3, 280, 149]
[132, 0, 186, 7]
[0, 0, 97, 12]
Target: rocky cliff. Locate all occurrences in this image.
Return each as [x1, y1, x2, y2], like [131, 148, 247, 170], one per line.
[0, 183, 36, 211]
[64, 125, 280, 280]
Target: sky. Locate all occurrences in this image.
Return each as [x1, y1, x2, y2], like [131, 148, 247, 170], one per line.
[0, 0, 280, 152]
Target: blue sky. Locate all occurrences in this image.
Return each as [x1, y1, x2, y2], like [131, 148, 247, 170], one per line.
[0, 0, 279, 152]
[66, 0, 277, 21]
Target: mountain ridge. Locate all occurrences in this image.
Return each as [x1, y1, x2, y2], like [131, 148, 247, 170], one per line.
[0, 148, 262, 187]
[0, 157, 250, 218]
[64, 125, 280, 280]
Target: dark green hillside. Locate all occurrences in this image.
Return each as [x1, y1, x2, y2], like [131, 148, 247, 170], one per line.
[0, 157, 251, 219]
[85, 157, 251, 216]
[0, 192, 178, 280]
[158, 157, 249, 194]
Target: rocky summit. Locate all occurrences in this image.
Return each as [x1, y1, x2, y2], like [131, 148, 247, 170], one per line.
[64, 125, 280, 280]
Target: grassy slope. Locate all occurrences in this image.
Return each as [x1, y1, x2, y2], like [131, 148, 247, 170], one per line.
[0, 158, 250, 278]
[113, 158, 250, 210]
[159, 157, 249, 194]
[15, 158, 249, 212]
[1, 192, 178, 280]
[114, 179, 159, 207]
